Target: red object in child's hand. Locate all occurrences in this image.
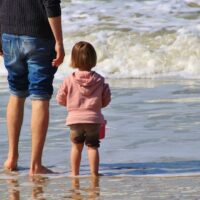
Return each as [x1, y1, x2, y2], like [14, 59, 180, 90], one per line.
[99, 120, 107, 139]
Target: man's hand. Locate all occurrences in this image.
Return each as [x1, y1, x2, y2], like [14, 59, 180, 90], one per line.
[48, 16, 65, 67]
[52, 42, 65, 67]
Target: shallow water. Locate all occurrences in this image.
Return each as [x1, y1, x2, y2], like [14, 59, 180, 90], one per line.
[1, 79, 200, 199]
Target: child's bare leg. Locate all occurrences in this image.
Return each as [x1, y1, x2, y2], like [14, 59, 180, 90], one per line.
[4, 96, 25, 171]
[87, 146, 99, 177]
[29, 100, 52, 175]
[70, 143, 84, 176]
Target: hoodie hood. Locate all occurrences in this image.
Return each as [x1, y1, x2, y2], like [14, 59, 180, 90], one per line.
[71, 71, 104, 96]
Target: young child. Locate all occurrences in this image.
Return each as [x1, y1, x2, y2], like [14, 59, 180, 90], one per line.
[56, 41, 111, 176]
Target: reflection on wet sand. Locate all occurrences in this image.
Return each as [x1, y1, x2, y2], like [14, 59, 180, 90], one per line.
[68, 177, 100, 200]
[6, 174, 100, 200]
[31, 175, 49, 200]
[7, 179, 20, 200]
[7, 175, 49, 200]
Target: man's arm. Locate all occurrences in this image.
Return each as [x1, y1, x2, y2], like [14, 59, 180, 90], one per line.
[48, 16, 65, 67]
[43, 0, 65, 67]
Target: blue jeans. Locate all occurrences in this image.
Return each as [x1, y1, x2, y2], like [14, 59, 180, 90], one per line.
[2, 33, 57, 100]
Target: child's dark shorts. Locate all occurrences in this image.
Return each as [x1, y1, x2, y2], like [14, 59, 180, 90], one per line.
[69, 124, 101, 148]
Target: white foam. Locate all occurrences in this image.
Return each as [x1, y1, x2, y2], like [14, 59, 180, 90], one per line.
[56, 0, 200, 80]
[184, 0, 200, 6]
[146, 97, 200, 103]
[1, 0, 200, 80]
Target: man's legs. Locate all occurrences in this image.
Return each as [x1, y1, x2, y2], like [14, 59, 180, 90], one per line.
[4, 95, 26, 170]
[2, 34, 56, 174]
[24, 36, 57, 175]
[29, 100, 52, 175]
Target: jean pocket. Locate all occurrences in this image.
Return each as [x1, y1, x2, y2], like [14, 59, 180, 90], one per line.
[23, 38, 55, 57]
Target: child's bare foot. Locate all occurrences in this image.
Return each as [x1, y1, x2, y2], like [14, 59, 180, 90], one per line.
[70, 173, 79, 177]
[4, 159, 18, 171]
[29, 165, 53, 176]
[90, 172, 100, 177]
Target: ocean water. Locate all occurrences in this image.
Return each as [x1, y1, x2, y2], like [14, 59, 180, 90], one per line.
[1, 0, 200, 199]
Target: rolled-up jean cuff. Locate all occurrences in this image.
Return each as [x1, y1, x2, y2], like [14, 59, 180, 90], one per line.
[30, 94, 51, 100]
[10, 90, 29, 98]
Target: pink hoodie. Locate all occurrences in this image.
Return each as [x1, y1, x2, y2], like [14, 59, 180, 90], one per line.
[56, 71, 111, 125]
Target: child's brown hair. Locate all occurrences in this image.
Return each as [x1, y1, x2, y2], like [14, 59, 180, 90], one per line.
[71, 41, 97, 70]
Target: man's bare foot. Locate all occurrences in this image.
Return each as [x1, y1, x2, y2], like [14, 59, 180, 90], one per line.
[4, 159, 18, 171]
[29, 165, 53, 176]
